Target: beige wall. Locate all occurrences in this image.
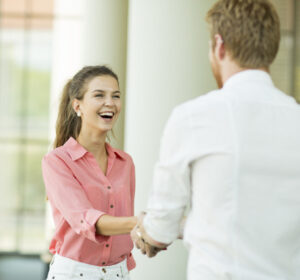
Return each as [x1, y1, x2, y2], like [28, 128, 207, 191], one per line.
[49, 0, 128, 149]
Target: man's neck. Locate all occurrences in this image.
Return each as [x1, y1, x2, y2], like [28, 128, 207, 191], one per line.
[221, 59, 269, 87]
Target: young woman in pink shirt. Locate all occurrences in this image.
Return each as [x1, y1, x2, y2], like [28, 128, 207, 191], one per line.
[42, 65, 137, 280]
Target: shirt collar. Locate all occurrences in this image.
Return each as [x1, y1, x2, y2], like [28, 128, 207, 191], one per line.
[64, 137, 126, 161]
[105, 142, 126, 161]
[223, 69, 273, 90]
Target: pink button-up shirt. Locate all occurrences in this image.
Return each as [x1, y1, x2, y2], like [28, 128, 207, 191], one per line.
[42, 137, 136, 270]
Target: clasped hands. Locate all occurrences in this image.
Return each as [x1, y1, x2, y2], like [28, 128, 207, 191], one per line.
[130, 212, 169, 258]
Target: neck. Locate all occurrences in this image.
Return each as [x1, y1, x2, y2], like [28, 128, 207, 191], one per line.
[77, 127, 108, 159]
[221, 59, 269, 86]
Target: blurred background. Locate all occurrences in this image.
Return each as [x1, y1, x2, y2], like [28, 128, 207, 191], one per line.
[0, 0, 299, 279]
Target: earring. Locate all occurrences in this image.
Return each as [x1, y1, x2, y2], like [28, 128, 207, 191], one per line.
[77, 111, 81, 117]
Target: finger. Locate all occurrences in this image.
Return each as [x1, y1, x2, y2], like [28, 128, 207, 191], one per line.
[135, 241, 141, 249]
[145, 243, 157, 258]
[136, 239, 145, 253]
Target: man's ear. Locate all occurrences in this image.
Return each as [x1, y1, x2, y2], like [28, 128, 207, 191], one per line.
[214, 34, 225, 60]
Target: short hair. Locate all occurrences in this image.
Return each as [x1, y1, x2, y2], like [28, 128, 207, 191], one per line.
[206, 0, 280, 68]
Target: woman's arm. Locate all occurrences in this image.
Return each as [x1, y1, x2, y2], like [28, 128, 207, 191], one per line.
[96, 215, 138, 236]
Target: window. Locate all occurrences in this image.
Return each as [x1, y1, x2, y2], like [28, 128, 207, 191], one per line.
[0, 0, 53, 253]
[270, 0, 300, 102]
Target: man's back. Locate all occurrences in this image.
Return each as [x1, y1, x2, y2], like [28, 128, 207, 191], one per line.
[184, 70, 300, 279]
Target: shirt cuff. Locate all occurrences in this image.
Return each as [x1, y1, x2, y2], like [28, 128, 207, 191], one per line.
[143, 214, 179, 244]
[82, 208, 109, 243]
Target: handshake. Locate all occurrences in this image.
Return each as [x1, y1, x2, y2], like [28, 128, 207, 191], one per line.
[130, 212, 170, 258]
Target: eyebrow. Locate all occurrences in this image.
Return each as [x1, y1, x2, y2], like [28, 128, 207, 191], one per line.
[92, 89, 121, 94]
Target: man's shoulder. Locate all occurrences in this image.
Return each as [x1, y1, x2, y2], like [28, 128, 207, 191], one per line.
[173, 89, 227, 117]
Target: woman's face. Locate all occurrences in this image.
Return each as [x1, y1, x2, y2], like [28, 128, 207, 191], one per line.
[75, 75, 121, 135]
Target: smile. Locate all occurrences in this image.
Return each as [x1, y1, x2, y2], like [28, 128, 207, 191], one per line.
[98, 112, 115, 120]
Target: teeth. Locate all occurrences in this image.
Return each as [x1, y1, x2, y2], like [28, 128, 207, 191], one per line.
[100, 112, 114, 117]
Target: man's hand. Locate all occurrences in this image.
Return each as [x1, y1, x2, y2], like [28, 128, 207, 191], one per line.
[130, 212, 169, 258]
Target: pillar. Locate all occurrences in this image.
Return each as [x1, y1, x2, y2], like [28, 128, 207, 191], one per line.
[125, 1, 216, 279]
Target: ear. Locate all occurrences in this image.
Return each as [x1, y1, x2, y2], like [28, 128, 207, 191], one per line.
[72, 98, 81, 114]
[214, 34, 225, 60]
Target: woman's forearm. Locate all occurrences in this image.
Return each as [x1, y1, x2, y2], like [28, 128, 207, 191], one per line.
[96, 215, 138, 236]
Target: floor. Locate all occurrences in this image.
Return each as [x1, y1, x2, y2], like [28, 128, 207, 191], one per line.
[0, 254, 48, 280]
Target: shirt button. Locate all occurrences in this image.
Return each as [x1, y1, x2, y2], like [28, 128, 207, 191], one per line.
[107, 186, 111, 190]
[80, 220, 83, 223]
[110, 205, 114, 208]
[102, 268, 107, 273]
[102, 262, 106, 265]
[105, 244, 109, 248]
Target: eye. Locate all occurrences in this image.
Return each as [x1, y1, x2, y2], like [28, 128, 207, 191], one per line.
[95, 93, 104, 98]
[113, 95, 120, 99]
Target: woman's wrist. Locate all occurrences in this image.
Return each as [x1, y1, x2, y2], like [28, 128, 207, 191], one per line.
[128, 216, 138, 232]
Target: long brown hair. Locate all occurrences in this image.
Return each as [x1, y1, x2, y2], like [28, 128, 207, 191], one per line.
[53, 65, 119, 148]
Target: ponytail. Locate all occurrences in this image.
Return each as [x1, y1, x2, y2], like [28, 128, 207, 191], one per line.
[53, 80, 81, 148]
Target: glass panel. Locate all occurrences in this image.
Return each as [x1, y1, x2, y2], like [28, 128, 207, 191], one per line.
[1, 0, 53, 256]
[1, 0, 27, 15]
[0, 143, 21, 251]
[18, 143, 48, 253]
[0, 211, 18, 251]
[270, 0, 294, 31]
[31, 0, 54, 16]
[0, 143, 21, 209]
[0, 14, 26, 29]
[30, 18, 53, 29]
[270, 35, 294, 95]
[19, 212, 46, 253]
[27, 26, 52, 140]
[0, 18, 26, 139]
[23, 143, 48, 211]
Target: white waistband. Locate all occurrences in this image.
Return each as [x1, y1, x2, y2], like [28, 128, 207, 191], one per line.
[50, 254, 128, 278]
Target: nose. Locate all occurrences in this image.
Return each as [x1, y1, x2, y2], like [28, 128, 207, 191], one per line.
[104, 96, 114, 106]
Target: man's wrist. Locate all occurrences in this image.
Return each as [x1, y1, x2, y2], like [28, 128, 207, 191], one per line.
[138, 223, 168, 248]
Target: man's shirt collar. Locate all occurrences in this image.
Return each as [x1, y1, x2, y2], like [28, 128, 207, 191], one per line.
[223, 69, 273, 90]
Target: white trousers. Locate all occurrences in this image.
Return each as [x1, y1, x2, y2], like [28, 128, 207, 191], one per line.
[46, 254, 130, 280]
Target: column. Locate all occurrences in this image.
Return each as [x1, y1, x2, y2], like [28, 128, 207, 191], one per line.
[49, 0, 128, 149]
[81, 0, 129, 149]
[125, 1, 216, 279]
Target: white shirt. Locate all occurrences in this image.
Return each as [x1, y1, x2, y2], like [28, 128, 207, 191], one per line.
[144, 70, 300, 280]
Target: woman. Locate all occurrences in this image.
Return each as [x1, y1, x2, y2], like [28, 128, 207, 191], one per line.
[42, 65, 137, 280]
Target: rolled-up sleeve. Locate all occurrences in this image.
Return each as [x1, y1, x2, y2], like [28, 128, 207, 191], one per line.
[42, 153, 109, 244]
[143, 108, 192, 244]
[144, 97, 227, 244]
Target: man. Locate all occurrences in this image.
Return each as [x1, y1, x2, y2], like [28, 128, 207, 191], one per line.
[131, 0, 300, 279]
